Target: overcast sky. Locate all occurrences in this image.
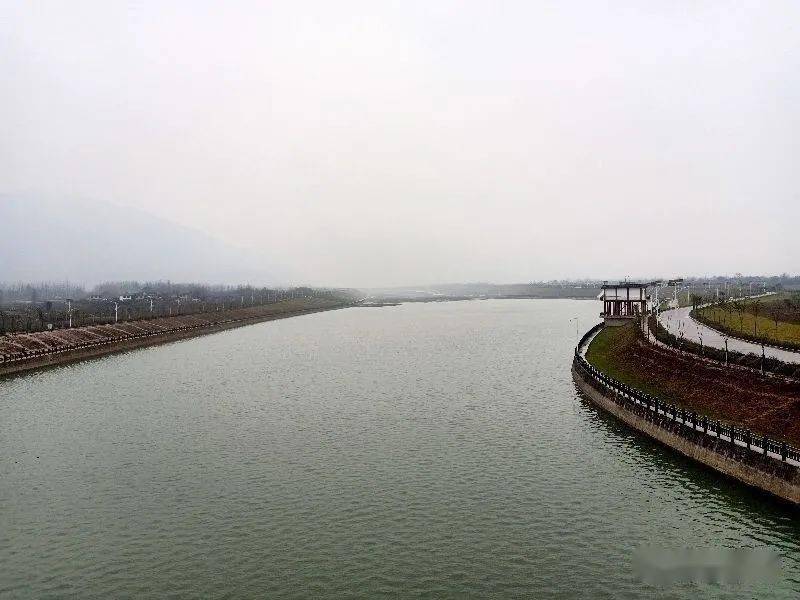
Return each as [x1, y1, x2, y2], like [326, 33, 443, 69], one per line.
[2, 1, 798, 286]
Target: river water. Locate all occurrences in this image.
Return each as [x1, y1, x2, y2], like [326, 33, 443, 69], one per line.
[1, 300, 799, 598]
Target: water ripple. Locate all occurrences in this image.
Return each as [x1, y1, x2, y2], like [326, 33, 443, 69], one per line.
[1, 300, 799, 598]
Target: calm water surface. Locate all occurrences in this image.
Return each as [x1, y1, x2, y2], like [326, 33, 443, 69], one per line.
[1, 300, 799, 598]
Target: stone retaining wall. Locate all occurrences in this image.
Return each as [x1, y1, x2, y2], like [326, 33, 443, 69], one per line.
[572, 364, 800, 505]
[0, 306, 343, 379]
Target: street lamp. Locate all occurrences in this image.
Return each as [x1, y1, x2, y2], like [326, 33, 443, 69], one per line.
[569, 317, 579, 349]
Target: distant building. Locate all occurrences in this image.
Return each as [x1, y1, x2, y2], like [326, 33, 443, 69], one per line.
[119, 295, 133, 302]
[599, 283, 649, 326]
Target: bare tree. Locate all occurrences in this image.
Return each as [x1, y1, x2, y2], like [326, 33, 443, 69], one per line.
[751, 300, 761, 337]
[732, 301, 745, 331]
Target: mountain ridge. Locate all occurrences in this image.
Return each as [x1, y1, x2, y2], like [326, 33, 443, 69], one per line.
[0, 195, 283, 285]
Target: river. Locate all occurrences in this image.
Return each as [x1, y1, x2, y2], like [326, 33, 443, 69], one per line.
[1, 300, 799, 598]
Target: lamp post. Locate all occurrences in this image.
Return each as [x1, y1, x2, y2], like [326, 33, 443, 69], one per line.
[570, 317, 579, 348]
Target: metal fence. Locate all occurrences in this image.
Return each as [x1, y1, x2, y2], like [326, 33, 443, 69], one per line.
[573, 334, 800, 466]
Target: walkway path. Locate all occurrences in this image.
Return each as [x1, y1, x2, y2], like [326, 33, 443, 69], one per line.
[657, 306, 800, 365]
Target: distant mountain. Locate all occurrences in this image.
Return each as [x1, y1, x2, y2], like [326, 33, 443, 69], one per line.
[0, 196, 281, 284]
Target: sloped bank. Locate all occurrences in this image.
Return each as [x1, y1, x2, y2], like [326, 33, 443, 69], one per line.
[0, 299, 348, 378]
[573, 326, 800, 506]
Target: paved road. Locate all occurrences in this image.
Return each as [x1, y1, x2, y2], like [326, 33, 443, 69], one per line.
[657, 306, 800, 364]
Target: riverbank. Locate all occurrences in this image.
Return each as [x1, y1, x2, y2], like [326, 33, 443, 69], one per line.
[0, 297, 348, 378]
[586, 323, 800, 445]
[572, 357, 800, 505]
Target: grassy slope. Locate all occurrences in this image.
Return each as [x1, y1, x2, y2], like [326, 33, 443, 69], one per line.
[585, 325, 670, 398]
[696, 299, 800, 348]
[756, 292, 800, 323]
[584, 325, 683, 417]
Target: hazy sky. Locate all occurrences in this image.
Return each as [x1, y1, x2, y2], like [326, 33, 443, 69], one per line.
[2, 1, 798, 286]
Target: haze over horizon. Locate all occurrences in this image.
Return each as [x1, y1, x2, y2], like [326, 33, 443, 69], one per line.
[3, 2, 798, 287]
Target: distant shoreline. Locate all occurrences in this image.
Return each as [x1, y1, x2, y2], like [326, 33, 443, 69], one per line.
[358, 295, 596, 305]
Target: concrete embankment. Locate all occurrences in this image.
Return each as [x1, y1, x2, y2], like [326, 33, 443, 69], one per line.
[572, 361, 800, 506]
[0, 302, 347, 378]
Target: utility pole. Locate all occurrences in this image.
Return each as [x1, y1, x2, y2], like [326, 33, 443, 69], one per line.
[67, 299, 73, 328]
[653, 284, 659, 316]
[655, 282, 666, 316]
[114, 302, 119, 324]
